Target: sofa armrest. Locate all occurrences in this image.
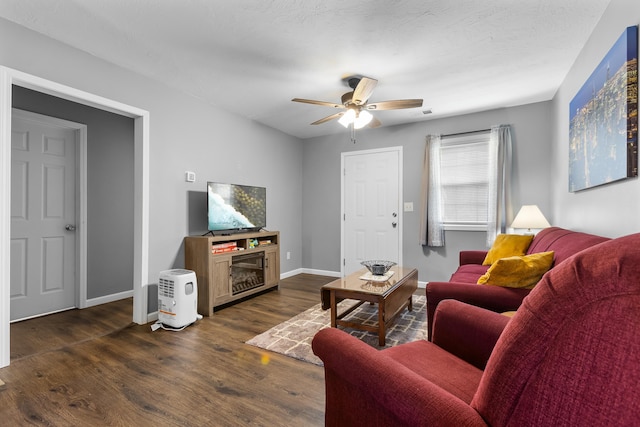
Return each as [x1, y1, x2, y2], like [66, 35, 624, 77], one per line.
[425, 282, 529, 340]
[431, 299, 510, 370]
[312, 328, 487, 427]
[460, 250, 488, 265]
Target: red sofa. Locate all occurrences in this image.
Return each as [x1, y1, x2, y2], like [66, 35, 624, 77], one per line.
[312, 233, 640, 426]
[425, 226, 609, 339]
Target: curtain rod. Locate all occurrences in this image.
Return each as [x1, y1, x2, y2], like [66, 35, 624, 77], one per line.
[442, 128, 491, 138]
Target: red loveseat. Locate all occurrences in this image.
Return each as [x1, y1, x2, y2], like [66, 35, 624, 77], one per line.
[425, 226, 609, 339]
[312, 233, 640, 426]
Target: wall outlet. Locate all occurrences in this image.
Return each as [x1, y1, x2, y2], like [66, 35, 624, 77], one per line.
[404, 202, 414, 212]
[286, 251, 291, 260]
[185, 171, 196, 182]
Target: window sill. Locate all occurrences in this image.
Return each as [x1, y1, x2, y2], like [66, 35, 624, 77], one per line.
[443, 224, 488, 232]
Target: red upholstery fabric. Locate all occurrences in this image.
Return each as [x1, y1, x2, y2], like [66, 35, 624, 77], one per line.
[312, 321, 488, 426]
[313, 233, 640, 426]
[426, 227, 610, 340]
[449, 263, 490, 283]
[312, 300, 503, 426]
[383, 340, 483, 404]
[472, 233, 640, 426]
[459, 250, 489, 265]
[431, 300, 510, 370]
[526, 226, 609, 264]
[426, 282, 529, 340]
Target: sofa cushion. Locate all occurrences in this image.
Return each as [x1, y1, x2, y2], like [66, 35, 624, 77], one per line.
[477, 251, 555, 289]
[449, 263, 490, 283]
[526, 226, 609, 265]
[482, 234, 534, 265]
[383, 339, 483, 404]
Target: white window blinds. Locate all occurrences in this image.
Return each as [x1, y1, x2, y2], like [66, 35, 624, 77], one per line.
[439, 132, 491, 228]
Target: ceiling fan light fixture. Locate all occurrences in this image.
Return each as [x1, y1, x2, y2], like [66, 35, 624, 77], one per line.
[292, 75, 424, 135]
[338, 109, 373, 129]
[353, 110, 373, 129]
[338, 109, 356, 128]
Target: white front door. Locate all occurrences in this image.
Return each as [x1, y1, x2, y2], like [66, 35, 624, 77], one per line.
[342, 147, 402, 276]
[10, 110, 78, 321]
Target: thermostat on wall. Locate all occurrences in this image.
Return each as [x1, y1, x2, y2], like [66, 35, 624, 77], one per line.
[185, 171, 196, 182]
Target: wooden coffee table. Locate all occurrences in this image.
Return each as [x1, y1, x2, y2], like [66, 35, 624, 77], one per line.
[321, 266, 418, 346]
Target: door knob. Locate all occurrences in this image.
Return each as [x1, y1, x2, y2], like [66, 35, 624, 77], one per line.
[65, 224, 76, 231]
[392, 222, 397, 228]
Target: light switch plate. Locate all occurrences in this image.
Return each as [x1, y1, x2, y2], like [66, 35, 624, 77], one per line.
[185, 171, 196, 182]
[404, 202, 414, 212]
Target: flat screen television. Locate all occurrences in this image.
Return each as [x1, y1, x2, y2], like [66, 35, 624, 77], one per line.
[207, 182, 266, 233]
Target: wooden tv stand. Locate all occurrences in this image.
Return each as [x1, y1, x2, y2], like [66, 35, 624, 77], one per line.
[184, 230, 280, 316]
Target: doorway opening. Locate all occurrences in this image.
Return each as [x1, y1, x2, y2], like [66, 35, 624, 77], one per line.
[0, 66, 150, 368]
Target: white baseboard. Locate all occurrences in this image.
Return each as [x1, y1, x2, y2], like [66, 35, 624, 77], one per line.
[280, 268, 304, 279]
[85, 289, 134, 308]
[300, 268, 341, 277]
[280, 268, 341, 279]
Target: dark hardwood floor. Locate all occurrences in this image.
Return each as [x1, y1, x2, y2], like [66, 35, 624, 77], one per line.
[0, 273, 335, 426]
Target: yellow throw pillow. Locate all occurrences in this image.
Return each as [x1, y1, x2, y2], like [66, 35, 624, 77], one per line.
[482, 234, 534, 266]
[477, 251, 554, 289]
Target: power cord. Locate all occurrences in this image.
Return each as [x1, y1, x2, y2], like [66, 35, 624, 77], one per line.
[151, 314, 203, 332]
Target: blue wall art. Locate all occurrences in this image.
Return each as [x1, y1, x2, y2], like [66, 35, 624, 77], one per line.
[569, 26, 638, 192]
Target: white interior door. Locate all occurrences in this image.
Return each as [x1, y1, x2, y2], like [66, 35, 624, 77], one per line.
[342, 147, 402, 276]
[10, 110, 78, 321]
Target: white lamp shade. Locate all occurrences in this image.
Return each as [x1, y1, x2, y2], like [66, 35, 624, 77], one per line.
[353, 110, 373, 129]
[511, 205, 551, 230]
[338, 109, 373, 129]
[338, 109, 356, 128]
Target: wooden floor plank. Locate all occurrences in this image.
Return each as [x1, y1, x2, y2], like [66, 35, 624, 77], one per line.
[0, 274, 336, 426]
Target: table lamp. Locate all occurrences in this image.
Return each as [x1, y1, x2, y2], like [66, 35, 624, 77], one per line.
[511, 205, 550, 234]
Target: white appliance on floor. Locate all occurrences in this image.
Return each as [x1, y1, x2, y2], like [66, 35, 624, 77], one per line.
[158, 269, 199, 329]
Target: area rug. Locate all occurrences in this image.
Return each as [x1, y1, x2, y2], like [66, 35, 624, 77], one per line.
[246, 295, 427, 366]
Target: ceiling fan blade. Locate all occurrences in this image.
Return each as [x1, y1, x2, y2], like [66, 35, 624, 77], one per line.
[292, 98, 343, 109]
[368, 116, 382, 128]
[366, 99, 423, 110]
[311, 112, 344, 125]
[352, 77, 378, 105]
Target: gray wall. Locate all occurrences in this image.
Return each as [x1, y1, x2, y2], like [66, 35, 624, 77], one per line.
[1, 17, 304, 312]
[551, 0, 640, 238]
[302, 101, 553, 282]
[12, 86, 135, 300]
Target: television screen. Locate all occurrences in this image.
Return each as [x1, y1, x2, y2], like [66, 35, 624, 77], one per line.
[207, 182, 266, 232]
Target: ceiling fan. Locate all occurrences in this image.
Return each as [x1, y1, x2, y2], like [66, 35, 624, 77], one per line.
[292, 76, 424, 131]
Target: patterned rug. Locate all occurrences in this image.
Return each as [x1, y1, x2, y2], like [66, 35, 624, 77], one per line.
[245, 295, 427, 366]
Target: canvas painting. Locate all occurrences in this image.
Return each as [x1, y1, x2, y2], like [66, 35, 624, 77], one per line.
[569, 26, 638, 192]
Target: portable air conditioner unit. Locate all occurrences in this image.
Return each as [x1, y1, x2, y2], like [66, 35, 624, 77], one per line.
[158, 269, 198, 328]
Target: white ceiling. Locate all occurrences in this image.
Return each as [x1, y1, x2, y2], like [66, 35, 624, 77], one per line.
[0, 0, 611, 139]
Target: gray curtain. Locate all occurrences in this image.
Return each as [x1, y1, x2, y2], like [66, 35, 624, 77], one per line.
[419, 134, 444, 247]
[486, 125, 513, 246]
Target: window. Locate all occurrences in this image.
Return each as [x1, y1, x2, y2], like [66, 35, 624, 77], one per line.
[422, 125, 512, 247]
[439, 131, 491, 231]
